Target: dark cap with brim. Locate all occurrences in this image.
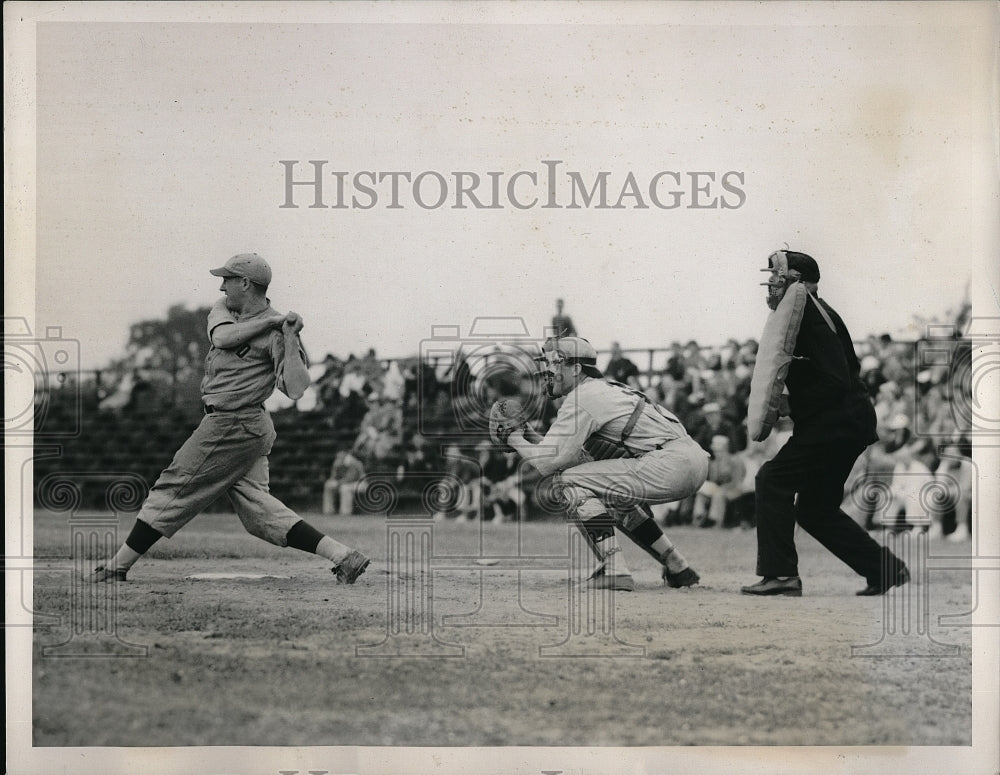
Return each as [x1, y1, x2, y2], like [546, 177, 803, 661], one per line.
[784, 251, 821, 283]
[210, 253, 272, 286]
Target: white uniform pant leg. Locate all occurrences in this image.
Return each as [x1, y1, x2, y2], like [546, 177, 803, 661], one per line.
[227, 455, 303, 546]
[557, 437, 709, 517]
[138, 413, 268, 538]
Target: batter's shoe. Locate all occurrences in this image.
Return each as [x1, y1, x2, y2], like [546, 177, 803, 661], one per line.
[663, 565, 700, 588]
[85, 565, 127, 583]
[740, 576, 802, 596]
[333, 550, 370, 584]
[856, 566, 910, 596]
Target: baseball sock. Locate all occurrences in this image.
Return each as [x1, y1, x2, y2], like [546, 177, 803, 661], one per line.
[286, 520, 351, 564]
[621, 506, 690, 574]
[108, 519, 163, 571]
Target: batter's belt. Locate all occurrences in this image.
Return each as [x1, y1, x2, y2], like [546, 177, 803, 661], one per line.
[204, 403, 265, 414]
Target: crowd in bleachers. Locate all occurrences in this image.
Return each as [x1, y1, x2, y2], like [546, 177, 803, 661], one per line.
[306, 298, 974, 537]
[42, 298, 974, 538]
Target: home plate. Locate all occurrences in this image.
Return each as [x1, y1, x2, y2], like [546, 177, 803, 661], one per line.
[186, 572, 291, 580]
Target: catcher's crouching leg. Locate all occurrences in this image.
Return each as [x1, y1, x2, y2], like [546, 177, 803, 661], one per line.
[559, 481, 635, 591]
[617, 505, 700, 588]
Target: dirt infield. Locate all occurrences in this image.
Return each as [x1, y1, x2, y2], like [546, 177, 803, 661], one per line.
[31, 510, 972, 748]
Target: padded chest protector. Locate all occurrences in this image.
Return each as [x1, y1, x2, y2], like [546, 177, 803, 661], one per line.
[747, 282, 808, 441]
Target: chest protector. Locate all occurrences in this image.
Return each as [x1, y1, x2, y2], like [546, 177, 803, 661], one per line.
[582, 382, 680, 460]
[747, 281, 808, 441]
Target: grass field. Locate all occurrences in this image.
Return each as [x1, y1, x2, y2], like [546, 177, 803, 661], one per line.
[30, 508, 973, 749]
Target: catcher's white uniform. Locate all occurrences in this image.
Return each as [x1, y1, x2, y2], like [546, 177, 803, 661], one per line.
[529, 379, 709, 518]
[506, 336, 706, 590]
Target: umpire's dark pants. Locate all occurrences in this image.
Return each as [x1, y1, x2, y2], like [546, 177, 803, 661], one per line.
[754, 436, 903, 583]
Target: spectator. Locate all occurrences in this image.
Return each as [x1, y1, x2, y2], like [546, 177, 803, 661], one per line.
[872, 381, 902, 435]
[883, 421, 934, 531]
[98, 369, 143, 413]
[396, 433, 441, 480]
[315, 354, 344, 411]
[688, 401, 740, 456]
[381, 359, 406, 403]
[732, 439, 775, 529]
[402, 357, 439, 409]
[359, 347, 386, 396]
[841, 432, 896, 531]
[859, 353, 885, 399]
[322, 450, 366, 516]
[352, 395, 403, 468]
[934, 443, 972, 541]
[683, 340, 707, 380]
[664, 341, 686, 382]
[338, 355, 368, 399]
[550, 298, 577, 337]
[482, 450, 526, 523]
[433, 444, 481, 522]
[692, 434, 747, 528]
[605, 342, 642, 388]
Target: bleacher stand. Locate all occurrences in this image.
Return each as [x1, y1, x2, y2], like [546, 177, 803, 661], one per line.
[34, 298, 973, 536]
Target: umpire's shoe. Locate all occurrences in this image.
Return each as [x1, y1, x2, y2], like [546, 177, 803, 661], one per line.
[740, 576, 802, 597]
[663, 566, 700, 588]
[333, 550, 370, 584]
[856, 566, 911, 596]
[85, 565, 127, 583]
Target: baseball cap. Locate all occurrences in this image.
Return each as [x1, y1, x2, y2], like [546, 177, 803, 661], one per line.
[539, 336, 604, 377]
[764, 250, 821, 283]
[210, 253, 272, 287]
[784, 251, 821, 283]
[888, 413, 910, 431]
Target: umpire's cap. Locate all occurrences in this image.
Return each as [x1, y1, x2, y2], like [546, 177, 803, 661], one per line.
[539, 336, 604, 378]
[770, 250, 821, 283]
[210, 253, 272, 287]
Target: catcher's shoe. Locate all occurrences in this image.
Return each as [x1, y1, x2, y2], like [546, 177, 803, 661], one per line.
[85, 565, 127, 583]
[663, 565, 700, 588]
[740, 576, 802, 597]
[333, 550, 370, 584]
[588, 571, 635, 592]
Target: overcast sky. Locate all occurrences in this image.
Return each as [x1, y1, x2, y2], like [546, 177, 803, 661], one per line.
[21, 4, 999, 367]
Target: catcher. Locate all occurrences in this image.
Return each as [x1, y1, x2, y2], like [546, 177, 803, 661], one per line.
[490, 336, 708, 591]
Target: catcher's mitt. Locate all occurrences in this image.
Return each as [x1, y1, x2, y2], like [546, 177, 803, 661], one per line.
[489, 399, 527, 451]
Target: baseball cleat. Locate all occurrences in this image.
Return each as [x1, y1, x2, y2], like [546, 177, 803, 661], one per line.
[663, 565, 700, 588]
[85, 565, 127, 583]
[332, 550, 370, 584]
[856, 566, 910, 596]
[740, 576, 802, 596]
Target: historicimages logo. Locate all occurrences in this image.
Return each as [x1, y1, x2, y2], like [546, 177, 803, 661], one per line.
[278, 159, 747, 211]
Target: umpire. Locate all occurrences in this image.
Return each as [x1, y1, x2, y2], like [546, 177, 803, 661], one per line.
[86, 253, 369, 584]
[741, 251, 909, 597]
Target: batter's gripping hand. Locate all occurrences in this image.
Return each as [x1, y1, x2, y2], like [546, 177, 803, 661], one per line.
[282, 311, 304, 334]
[489, 399, 527, 451]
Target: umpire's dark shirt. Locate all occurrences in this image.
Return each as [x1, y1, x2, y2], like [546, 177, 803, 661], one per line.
[785, 294, 878, 447]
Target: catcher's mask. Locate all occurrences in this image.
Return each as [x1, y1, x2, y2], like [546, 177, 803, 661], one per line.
[536, 336, 603, 397]
[760, 250, 820, 310]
